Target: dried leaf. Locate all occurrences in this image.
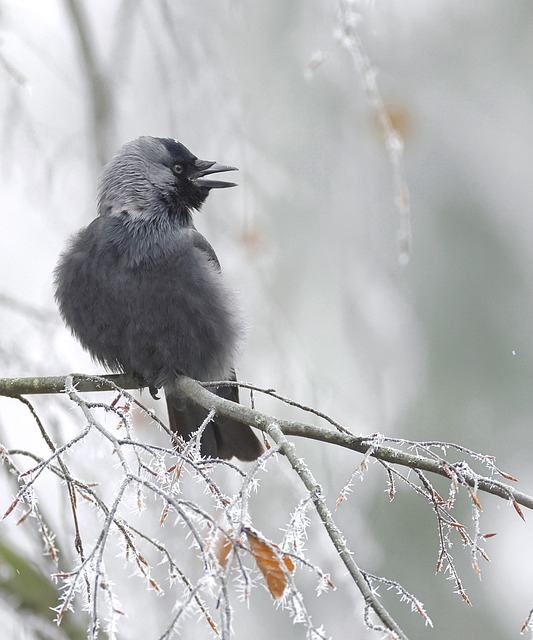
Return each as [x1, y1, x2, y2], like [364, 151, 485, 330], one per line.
[138, 553, 148, 566]
[16, 509, 31, 525]
[48, 544, 57, 562]
[499, 471, 518, 482]
[443, 466, 459, 490]
[214, 533, 233, 568]
[283, 554, 295, 573]
[461, 592, 472, 606]
[470, 492, 483, 510]
[479, 549, 490, 562]
[457, 528, 468, 545]
[436, 551, 444, 573]
[481, 532, 497, 539]
[414, 601, 430, 622]
[513, 499, 526, 521]
[206, 613, 219, 634]
[143, 466, 158, 477]
[160, 505, 169, 526]
[79, 492, 97, 505]
[246, 530, 294, 599]
[56, 604, 68, 621]
[521, 614, 533, 634]
[149, 578, 161, 592]
[3, 498, 18, 520]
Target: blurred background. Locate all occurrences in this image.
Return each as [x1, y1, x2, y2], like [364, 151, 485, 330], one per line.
[1, 0, 533, 638]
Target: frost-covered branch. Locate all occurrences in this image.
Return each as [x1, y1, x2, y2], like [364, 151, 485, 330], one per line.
[0, 374, 531, 512]
[1, 372, 532, 638]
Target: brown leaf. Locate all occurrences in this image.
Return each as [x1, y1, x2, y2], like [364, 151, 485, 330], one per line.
[214, 533, 233, 568]
[521, 616, 532, 634]
[479, 549, 490, 562]
[240, 227, 263, 254]
[160, 505, 169, 526]
[16, 509, 31, 525]
[138, 553, 148, 566]
[246, 530, 294, 599]
[283, 553, 295, 573]
[149, 578, 161, 592]
[2, 498, 18, 520]
[513, 499, 526, 521]
[499, 471, 518, 482]
[457, 528, 468, 545]
[436, 551, 444, 573]
[371, 103, 413, 141]
[143, 466, 158, 477]
[470, 492, 483, 510]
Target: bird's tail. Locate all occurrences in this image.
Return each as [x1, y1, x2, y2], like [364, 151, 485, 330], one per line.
[165, 374, 263, 461]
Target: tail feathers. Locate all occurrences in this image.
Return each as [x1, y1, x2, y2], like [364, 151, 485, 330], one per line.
[165, 382, 263, 461]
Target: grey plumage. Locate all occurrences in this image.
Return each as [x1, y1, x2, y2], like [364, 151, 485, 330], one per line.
[54, 136, 263, 460]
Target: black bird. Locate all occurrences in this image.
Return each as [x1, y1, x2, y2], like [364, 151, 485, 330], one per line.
[54, 136, 263, 460]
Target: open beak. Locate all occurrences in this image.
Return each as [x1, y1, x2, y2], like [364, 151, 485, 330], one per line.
[191, 159, 238, 189]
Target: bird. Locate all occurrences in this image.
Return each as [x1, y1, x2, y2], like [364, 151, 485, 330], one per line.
[54, 136, 263, 461]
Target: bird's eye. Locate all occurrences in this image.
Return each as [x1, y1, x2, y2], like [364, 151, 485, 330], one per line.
[172, 163, 184, 175]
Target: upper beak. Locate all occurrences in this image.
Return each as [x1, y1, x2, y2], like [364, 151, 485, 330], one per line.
[191, 159, 238, 189]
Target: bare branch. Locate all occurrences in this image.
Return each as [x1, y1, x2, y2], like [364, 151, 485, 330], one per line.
[0, 374, 532, 512]
[62, 0, 115, 166]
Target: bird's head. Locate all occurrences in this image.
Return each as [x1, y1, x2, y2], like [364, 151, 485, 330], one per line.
[97, 136, 237, 225]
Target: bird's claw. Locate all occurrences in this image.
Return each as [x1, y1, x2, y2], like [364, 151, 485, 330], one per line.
[149, 385, 160, 400]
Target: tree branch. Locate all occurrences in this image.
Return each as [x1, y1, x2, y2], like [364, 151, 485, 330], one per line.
[62, 0, 115, 167]
[0, 373, 531, 512]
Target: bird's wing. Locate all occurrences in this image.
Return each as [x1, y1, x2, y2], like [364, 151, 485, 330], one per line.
[188, 229, 221, 272]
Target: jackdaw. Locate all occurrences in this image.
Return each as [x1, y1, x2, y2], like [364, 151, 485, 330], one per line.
[54, 136, 263, 460]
